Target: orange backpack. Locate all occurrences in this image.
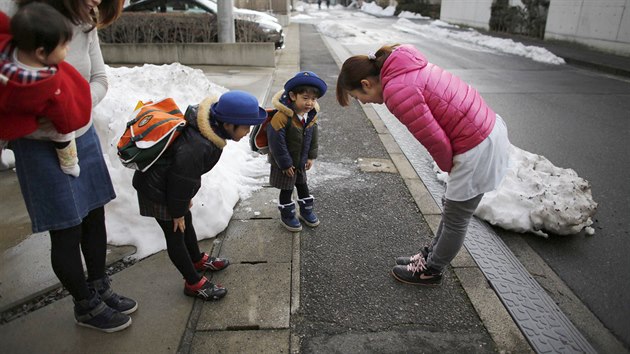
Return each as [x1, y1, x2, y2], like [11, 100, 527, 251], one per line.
[117, 98, 187, 172]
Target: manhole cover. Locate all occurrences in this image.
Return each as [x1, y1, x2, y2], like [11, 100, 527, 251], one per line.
[357, 158, 397, 173]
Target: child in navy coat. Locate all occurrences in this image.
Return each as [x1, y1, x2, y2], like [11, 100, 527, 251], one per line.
[267, 71, 328, 232]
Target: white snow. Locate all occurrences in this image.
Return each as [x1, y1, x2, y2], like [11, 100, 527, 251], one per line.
[361, 2, 396, 17]
[398, 11, 430, 20]
[435, 147, 597, 237]
[393, 18, 565, 64]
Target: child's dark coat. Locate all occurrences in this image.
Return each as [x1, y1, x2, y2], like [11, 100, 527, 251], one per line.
[133, 96, 226, 218]
[267, 90, 319, 171]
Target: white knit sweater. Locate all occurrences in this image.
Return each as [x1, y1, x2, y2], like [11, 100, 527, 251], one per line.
[66, 25, 108, 137]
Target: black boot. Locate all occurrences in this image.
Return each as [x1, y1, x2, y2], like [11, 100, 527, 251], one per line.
[74, 290, 132, 333]
[89, 276, 138, 315]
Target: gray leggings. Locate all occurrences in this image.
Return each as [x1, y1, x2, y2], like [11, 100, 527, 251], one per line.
[426, 194, 484, 271]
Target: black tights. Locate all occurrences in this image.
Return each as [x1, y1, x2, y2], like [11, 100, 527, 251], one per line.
[156, 212, 203, 285]
[49, 207, 107, 301]
[279, 183, 310, 205]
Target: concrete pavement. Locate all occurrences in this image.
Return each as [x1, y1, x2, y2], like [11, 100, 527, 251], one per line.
[1, 19, 629, 354]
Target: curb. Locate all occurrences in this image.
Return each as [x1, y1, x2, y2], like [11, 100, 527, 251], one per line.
[561, 56, 630, 78]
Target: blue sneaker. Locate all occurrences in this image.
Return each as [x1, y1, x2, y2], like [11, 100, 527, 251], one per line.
[74, 291, 132, 333]
[89, 276, 138, 315]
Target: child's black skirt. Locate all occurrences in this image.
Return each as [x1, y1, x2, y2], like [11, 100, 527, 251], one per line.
[138, 193, 171, 221]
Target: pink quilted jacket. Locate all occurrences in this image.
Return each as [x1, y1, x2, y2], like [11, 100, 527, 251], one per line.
[381, 45, 495, 172]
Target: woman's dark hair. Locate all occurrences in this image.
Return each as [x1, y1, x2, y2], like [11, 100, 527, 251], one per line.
[17, 0, 123, 30]
[336, 44, 399, 106]
[289, 85, 322, 98]
[11, 2, 73, 55]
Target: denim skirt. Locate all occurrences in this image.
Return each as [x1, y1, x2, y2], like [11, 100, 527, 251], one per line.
[12, 125, 116, 232]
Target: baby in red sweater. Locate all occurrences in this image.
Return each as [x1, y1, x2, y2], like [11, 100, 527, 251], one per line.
[0, 3, 91, 177]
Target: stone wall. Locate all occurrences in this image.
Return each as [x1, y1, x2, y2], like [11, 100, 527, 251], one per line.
[101, 43, 276, 67]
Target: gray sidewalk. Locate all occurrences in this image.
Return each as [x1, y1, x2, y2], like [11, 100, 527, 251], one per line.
[1, 19, 628, 354]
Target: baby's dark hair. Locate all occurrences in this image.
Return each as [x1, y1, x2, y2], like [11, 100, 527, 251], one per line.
[11, 2, 73, 56]
[289, 85, 322, 98]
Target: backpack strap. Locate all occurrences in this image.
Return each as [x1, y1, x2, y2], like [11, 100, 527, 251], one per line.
[130, 117, 186, 142]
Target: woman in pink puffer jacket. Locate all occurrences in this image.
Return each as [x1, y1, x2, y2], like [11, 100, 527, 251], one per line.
[337, 44, 511, 286]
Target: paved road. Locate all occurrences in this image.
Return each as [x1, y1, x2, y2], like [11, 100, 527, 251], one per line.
[319, 13, 630, 348]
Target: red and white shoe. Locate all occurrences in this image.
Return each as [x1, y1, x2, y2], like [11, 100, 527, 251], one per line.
[184, 277, 227, 301]
[194, 252, 230, 272]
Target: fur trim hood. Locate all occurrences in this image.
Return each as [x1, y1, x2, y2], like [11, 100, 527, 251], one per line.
[193, 96, 227, 149]
[271, 89, 320, 120]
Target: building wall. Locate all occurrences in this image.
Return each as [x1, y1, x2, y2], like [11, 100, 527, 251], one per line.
[545, 0, 630, 55]
[441, 0, 630, 55]
[440, 0, 494, 29]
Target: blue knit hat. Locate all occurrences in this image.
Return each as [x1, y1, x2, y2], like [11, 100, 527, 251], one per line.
[210, 90, 267, 125]
[284, 71, 327, 97]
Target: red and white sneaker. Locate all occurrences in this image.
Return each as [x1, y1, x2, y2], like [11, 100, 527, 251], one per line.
[194, 253, 230, 272]
[183, 277, 227, 301]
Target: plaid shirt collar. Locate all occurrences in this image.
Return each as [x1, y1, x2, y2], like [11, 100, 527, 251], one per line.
[0, 47, 57, 84]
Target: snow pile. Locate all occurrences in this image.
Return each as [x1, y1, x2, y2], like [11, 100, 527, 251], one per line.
[317, 20, 358, 39]
[430, 19, 460, 28]
[437, 146, 598, 237]
[361, 2, 396, 17]
[393, 18, 565, 65]
[398, 11, 429, 19]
